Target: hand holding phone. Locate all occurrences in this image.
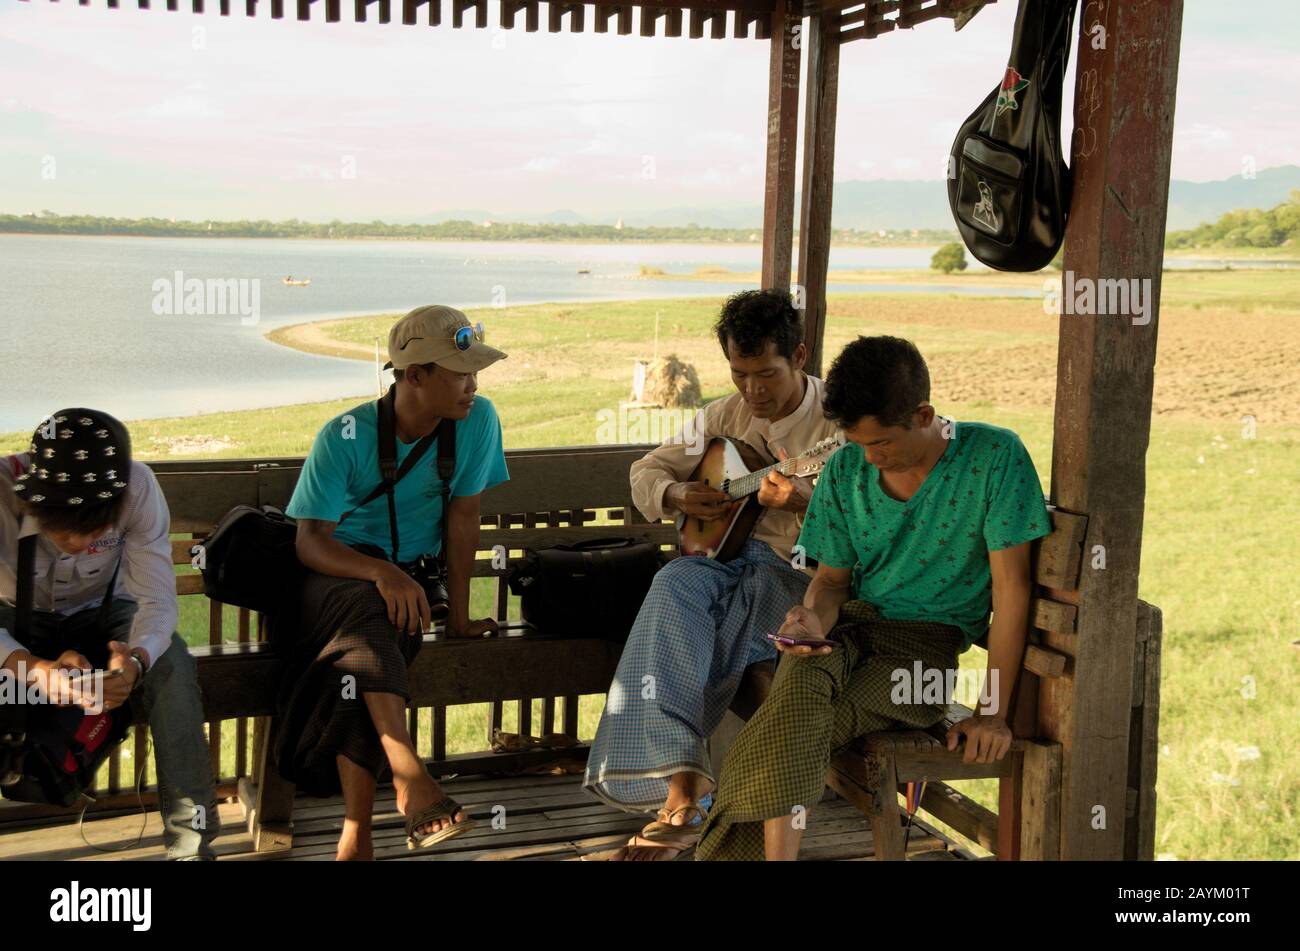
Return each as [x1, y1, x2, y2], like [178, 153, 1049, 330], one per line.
[766, 632, 837, 655]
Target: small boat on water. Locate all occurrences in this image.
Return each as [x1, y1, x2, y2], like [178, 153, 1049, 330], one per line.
[577, 268, 591, 275]
[283, 275, 311, 286]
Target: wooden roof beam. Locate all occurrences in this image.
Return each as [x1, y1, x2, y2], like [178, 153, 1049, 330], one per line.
[452, 0, 486, 28]
[638, 5, 659, 36]
[402, 0, 439, 25]
[734, 7, 769, 38]
[835, 0, 993, 43]
[353, 0, 391, 22]
[548, 1, 584, 32]
[593, 3, 633, 34]
[688, 7, 727, 38]
[501, 0, 539, 31]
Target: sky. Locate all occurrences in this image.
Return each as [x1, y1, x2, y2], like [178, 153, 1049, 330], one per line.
[1, 0, 1297, 222]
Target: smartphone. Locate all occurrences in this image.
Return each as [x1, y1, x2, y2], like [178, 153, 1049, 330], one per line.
[767, 633, 837, 649]
[66, 668, 123, 681]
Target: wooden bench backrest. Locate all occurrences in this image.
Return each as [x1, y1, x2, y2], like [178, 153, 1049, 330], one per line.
[1028, 505, 1087, 638]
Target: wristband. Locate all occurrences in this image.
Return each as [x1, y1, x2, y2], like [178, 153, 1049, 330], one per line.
[127, 654, 146, 688]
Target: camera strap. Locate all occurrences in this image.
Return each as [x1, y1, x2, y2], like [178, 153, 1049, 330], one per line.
[433, 420, 455, 572]
[370, 383, 456, 566]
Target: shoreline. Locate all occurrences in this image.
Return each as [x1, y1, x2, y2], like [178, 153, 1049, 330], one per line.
[0, 231, 947, 249]
[263, 276, 1050, 363]
[2, 232, 1296, 263]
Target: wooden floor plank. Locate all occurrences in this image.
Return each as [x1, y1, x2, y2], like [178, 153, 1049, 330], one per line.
[0, 774, 970, 862]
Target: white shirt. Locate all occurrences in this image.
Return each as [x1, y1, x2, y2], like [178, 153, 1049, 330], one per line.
[628, 372, 840, 566]
[0, 455, 176, 667]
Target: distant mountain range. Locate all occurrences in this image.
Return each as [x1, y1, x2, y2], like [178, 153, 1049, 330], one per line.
[415, 165, 1300, 233]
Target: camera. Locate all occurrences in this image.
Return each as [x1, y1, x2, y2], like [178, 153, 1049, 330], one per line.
[405, 554, 450, 622]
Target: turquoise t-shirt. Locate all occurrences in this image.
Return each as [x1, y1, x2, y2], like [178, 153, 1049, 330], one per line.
[797, 420, 1051, 652]
[286, 396, 509, 563]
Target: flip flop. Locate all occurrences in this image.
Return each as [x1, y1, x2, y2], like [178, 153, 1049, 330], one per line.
[638, 801, 708, 843]
[405, 795, 476, 850]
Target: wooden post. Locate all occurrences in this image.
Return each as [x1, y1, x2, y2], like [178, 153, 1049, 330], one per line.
[1044, 0, 1183, 860]
[796, 10, 840, 379]
[760, 0, 801, 291]
[1125, 601, 1162, 860]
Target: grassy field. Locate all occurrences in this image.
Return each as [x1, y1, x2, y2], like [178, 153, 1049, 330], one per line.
[4, 269, 1296, 859]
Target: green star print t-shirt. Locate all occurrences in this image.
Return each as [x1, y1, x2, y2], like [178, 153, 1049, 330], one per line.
[797, 420, 1051, 652]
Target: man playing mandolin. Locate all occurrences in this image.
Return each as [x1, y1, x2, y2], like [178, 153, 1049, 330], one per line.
[584, 288, 840, 860]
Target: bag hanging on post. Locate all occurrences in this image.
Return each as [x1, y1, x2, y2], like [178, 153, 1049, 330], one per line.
[507, 537, 665, 640]
[199, 384, 454, 616]
[948, 0, 1078, 271]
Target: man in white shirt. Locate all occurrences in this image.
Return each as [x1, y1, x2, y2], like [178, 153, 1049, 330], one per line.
[583, 289, 841, 860]
[0, 409, 218, 859]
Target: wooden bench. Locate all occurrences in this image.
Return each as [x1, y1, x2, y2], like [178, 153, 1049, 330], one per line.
[720, 505, 1162, 860]
[0, 451, 1162, 862]
[0, 444, 675, 850]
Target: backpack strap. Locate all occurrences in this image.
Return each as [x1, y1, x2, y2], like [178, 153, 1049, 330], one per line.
[15, 528, 34, 643]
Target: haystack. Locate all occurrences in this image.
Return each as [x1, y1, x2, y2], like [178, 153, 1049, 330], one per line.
[641, 354, 701, 408]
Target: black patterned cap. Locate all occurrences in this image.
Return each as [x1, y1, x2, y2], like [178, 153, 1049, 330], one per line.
[13, 408, 132, 508]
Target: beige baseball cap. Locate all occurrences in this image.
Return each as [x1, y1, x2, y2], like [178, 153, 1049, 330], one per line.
[385, 304, 507, 373]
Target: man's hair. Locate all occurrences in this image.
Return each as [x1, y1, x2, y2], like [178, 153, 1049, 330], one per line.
[18, 493, 127, 536]
[393, 361, 436, 384]
[713, 289, 804, 361]
[823, 336, 931, 429]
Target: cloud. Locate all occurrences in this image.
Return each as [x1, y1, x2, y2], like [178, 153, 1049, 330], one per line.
[522, 155, 562, 173]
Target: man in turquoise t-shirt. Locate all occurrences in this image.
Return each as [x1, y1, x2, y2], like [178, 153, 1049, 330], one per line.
[278, 304, 509, 861]
[698, 335, 1051, 862]
[289, 390, 508, 564]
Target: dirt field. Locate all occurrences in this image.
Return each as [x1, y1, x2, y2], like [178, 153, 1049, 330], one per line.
[273, 289, 1300, 427]
[818, 295, 1300, 426]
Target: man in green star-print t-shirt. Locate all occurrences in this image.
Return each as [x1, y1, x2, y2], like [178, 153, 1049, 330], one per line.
[694, 335, 1053, 863]
[799, 415, 1051, 653]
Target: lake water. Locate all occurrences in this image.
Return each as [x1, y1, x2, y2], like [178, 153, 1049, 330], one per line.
[0, 234, 1040, 432]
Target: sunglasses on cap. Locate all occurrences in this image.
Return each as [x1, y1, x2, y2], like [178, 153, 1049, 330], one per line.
[453, 322, 486, 351]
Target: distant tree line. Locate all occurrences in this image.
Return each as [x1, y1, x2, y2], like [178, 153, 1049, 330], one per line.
[0, 211, 958, 246]
[1166, 190, 1300, 250]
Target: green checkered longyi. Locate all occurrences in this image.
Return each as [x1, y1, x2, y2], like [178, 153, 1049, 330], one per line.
[696, 600, 964, 861]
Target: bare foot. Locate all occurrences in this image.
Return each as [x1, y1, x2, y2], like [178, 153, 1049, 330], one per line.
[336, 835, 374, 861]
[395, 774, 468, 839]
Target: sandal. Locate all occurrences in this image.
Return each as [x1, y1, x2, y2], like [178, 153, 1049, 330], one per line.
[405, 795, 476, 851]
[638, 801, 708, 843]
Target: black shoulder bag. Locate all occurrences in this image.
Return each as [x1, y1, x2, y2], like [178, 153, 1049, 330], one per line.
[200, 384, 455, 617]
[1, 529, 133, 807]
[507, 537, 664, 641]
[948, 0, 1077, 271]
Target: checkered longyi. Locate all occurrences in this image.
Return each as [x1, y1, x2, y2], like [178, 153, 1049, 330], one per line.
[696, 600, 964, 861]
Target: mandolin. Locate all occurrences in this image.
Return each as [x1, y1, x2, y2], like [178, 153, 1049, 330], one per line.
[675, 434, 843, 562]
